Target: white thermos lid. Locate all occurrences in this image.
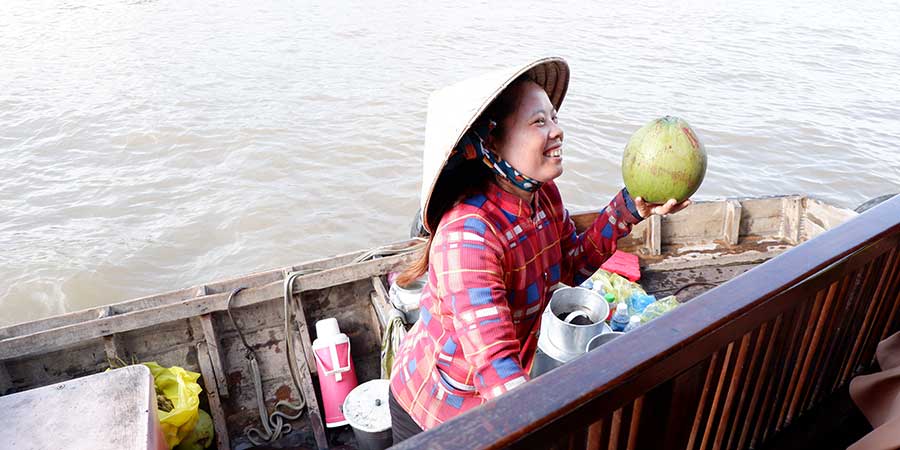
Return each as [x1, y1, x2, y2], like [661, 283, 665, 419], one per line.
[315, 318, 341, 338]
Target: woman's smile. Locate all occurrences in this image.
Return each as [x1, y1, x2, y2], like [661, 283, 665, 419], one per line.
[543, 142, 562, 159]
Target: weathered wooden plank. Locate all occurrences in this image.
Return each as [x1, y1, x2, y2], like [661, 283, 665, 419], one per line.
[370, 276, 393, 333]
[739, 197, 793, 237]
[103, 335, 121, 361]
[196, 341, 231, 450]
[0, 288, 197, 341]
[8, 240, 409, 340]
[640, 264, 757, 302]
[642, 247, 787, 273]
[198, 313, 229, 398]
[5, 339, 110, 391]
[284, 271, 318, 376]
[804, 199, 858, 240]
[646, 215, 662, 256]
[0, 362, 10, 395]
[660, 202, 726, 244]
[781, 197, 803, 244]
[0, 251, 416, 361]
[723, 200, 742, 246]
[286, 312, 328, 450]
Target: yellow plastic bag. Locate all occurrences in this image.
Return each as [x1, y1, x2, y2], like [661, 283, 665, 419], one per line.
[144, 362, 203, 449]
[590, 269, 646, 303]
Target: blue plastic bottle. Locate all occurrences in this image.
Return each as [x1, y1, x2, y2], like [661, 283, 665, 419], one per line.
[623, 315, 642, 332]
[610, 301, 630, 332]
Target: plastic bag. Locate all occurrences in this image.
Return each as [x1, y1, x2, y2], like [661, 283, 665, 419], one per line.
[175, 409, 215, 450]
[628, 292, 657, 316]
[640, 295, 680, 324]
[144, 362, 203, 448]
[590, 269, 646, 304]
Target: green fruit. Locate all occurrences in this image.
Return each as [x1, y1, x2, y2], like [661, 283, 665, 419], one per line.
[621, 116, 707, 203]
[175, 410, 214, 450]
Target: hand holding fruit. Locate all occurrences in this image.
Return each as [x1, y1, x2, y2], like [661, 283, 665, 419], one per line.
[634, 196, 692, 218]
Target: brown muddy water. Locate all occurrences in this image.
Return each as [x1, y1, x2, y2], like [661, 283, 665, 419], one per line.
[1, 0, 899, 326]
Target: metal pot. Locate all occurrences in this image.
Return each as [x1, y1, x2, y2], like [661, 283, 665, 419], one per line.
[531, 287, 610, 377]
[586, 331, 624, 352]
[389, 276, 427, 324]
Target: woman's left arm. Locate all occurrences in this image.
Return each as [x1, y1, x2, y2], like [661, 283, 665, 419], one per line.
[551, 185, 690, 285]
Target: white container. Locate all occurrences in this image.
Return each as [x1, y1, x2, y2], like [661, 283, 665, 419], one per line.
[343, 379, 392, 450]
[389, 276, 427, 324]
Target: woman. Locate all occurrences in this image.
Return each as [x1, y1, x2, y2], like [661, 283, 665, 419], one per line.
[389, 57, 691, 442]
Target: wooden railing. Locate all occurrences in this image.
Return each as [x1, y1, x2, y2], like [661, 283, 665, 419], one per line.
[394, 195, 900, 450]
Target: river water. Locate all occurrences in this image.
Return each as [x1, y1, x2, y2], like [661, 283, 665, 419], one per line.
[2, 0, 899, 326]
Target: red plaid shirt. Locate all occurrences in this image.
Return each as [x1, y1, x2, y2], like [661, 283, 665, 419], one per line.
[390, 180, 642, 429]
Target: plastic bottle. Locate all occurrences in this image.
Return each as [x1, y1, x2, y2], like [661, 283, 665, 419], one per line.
[604, 293, 616, 322]
[610, 301, 630, 332]
[580, 278, 594, 291]
[623, 315, 642, 332]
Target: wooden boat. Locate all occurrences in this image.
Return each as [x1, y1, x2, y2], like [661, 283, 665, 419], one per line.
[2, 194, 897, 450]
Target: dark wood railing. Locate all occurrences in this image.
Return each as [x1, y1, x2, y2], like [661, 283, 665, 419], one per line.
[394, 195, 900, 450]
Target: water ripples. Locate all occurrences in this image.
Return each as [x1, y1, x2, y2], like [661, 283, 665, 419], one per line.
[1, 0, 899, 325]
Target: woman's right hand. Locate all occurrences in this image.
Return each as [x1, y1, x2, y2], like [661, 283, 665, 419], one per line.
[634, 197, 693, 218]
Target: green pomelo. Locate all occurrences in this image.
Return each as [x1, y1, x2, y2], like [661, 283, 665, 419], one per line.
[175, 410, 214, 450]
[621, 116, 707, 203]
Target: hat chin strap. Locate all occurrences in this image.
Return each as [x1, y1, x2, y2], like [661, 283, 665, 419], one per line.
[479, 147, 543, 193]
[453, 120, 543, 193]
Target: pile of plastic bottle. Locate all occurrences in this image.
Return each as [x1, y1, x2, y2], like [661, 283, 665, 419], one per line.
[579, 270, 681, 333]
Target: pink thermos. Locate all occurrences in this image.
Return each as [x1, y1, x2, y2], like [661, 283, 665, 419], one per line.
[312, 318, 358, 427]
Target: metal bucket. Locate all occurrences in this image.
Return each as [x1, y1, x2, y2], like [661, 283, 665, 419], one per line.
[389, 276, 426, 324]
[531, 287, 610, 377]
[586, 331, 624, 352]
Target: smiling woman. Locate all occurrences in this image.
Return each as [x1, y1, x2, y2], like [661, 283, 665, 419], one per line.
[388, 57, 691, 443]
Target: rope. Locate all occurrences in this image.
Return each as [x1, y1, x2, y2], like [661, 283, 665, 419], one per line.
[224, 287, 305, 446]
[352, 238, 427, 264]
[223, 239, 426, 445]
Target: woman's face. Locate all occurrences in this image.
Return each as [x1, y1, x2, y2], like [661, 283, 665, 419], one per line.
[492, 81, 565, 183]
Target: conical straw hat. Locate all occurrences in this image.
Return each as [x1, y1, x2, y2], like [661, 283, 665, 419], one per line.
[419, 57, 569, 233]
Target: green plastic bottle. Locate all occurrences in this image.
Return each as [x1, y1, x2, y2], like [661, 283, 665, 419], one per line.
[604, 293, 616, 321]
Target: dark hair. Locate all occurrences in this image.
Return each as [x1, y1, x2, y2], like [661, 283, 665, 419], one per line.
[397, 74, 535, 286]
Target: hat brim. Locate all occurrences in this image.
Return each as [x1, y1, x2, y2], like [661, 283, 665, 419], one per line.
[419, 57, 570, 233]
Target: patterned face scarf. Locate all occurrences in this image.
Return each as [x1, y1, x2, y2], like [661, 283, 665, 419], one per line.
[448, 120, 544, 193]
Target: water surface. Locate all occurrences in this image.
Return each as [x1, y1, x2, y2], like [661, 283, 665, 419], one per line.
[2, 0, 899, 326]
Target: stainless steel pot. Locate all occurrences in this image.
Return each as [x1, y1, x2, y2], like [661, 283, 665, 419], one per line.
[530, 287, 610, 377]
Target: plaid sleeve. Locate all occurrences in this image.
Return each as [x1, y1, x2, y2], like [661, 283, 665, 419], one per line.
[559, 188, 643, 285]
[431, 213, 529, 400]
